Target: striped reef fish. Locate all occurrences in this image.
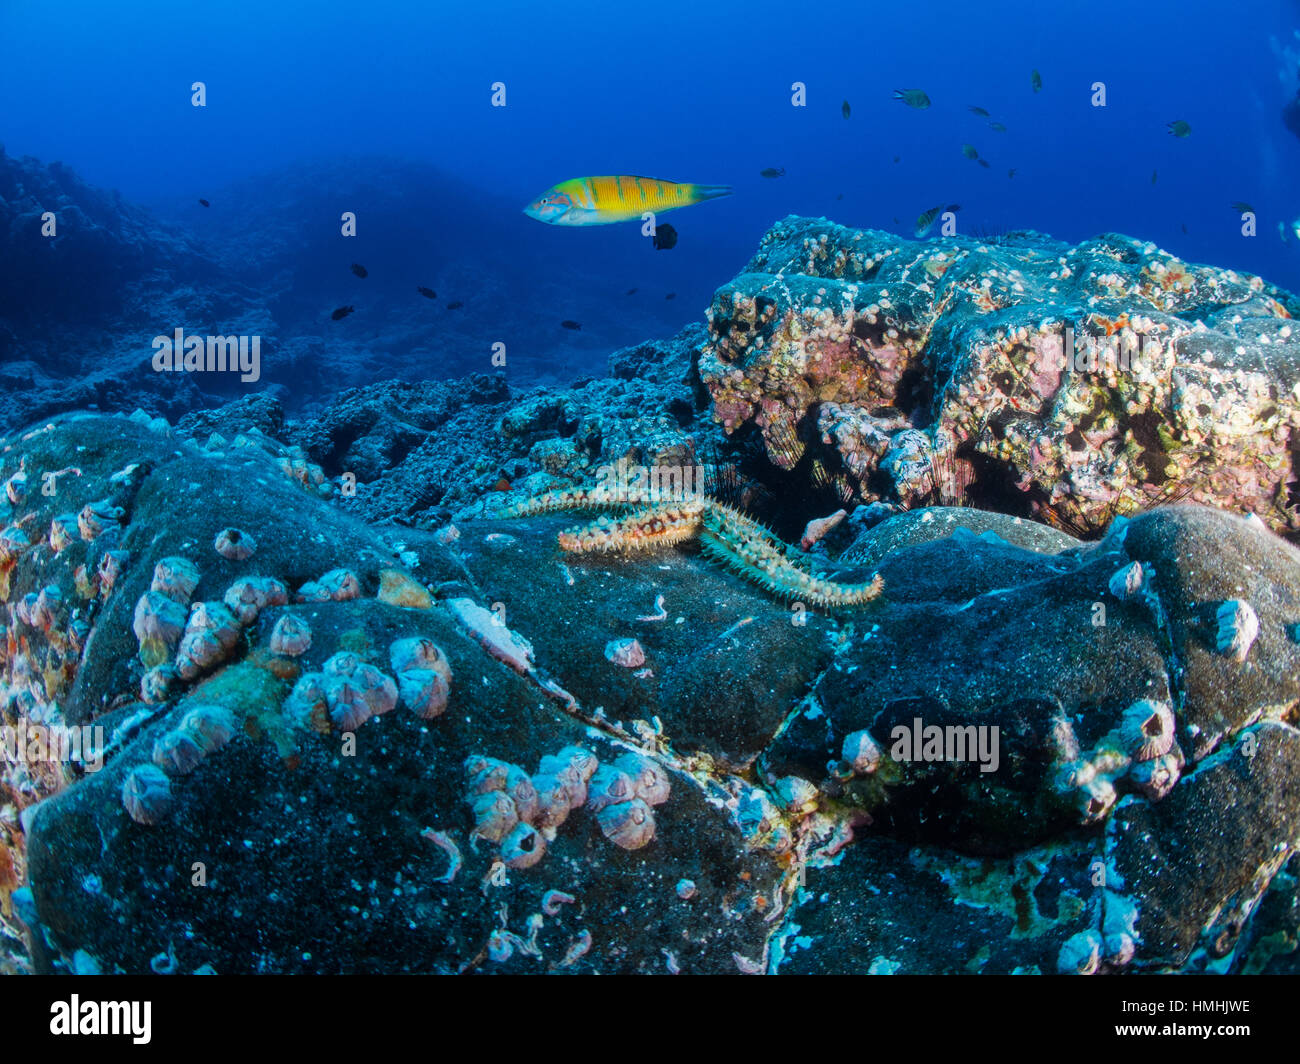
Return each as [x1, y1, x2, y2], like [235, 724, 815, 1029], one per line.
[524, 176, 732, 226]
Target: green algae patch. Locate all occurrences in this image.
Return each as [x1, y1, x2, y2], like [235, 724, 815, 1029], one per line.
[909, 846, 1086, 940]
[188, 661, 295, 757]
[336, 628, 375, 658]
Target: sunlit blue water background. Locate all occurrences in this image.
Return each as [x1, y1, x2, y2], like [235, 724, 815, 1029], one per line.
[3, 0, 1299, 383]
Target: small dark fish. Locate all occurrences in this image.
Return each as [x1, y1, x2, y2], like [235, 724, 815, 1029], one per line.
[1231, 201, 1256, 214]
[665, 292, 677, 300]
[1151, 169, 1158, 184]
[331, 305, 354, 321]
[914, 205, 943, 236]
[1008, 168, 1017, 179]
[653, 223, 678, 250]
[894, 89, 931, 109]
[198, 198, 210, 207]
[977, 158, 991, 168]
[626, 288, 638, 295]
[561, 320, 582, 330]
[1167, 120, 1191, 138]
[1181, 223, 1188, 234]
[914, 202, 961, 237]
[969, 106, 990, 117]
[417, 286, 437, 299]
[893, 155, 900, 163]
[961, 144, 979, 159]
[446, 301, 464, 309]
[760, 167, 786, 178]
[841, 100, 851, 119]
[836, 193, 844, 200]
[989, 122, 1007, 133]
[1031, 69, 1043, 93]
[350, 263, 368, 278]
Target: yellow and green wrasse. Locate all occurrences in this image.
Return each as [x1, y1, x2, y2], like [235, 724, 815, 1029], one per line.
[524, 176, 732, 226]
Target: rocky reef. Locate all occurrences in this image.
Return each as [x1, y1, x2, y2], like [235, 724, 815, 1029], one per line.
[0, 151, 688, 433]
[700, 218, 1300, 536]
[3, 215, 1300, 975]
[1, 410, 1298, 974]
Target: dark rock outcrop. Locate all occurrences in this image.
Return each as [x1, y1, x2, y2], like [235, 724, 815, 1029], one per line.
[2, 414, 1298, 974]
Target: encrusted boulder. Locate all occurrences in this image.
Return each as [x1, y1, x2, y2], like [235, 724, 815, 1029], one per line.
[699, 217, 1300, 534]
[5, 410, 1300, 976]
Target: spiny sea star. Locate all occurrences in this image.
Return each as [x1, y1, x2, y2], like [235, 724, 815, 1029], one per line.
[503, 486, 883, 610]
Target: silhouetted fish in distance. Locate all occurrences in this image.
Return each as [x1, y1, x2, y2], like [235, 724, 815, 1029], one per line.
[653, 223, 677, 250]
[760, 167, 785, 178]
[915, 203, 961, 237]
[417, 286, 436, 299]
[351, 263, 368, 278]
[198, 198, 210, 207]
[665, 292, 677, 300]
[331, 306, 354, 321]
[561, 320, 582, 330]
[446, 301, 464, 309]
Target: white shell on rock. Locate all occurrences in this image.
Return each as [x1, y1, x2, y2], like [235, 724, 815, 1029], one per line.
[1215, 598, 1259, 662]
[604, 637, 646, 668]
[841, 729, 882, 774]
[1107, 561, 1146, 600]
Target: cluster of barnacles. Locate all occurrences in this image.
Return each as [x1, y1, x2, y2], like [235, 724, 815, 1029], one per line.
[502, 485, 883, 610]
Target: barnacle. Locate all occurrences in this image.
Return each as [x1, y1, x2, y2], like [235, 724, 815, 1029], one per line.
[122, 764, 174, 826]
[214, 527, 256, 561]
[269, 614, 312, 657]
[596, 798, 657, 850]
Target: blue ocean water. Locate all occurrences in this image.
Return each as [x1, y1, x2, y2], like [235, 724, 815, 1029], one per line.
[3, 0, 1300, 383]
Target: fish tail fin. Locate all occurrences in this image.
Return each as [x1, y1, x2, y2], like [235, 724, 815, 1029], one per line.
[691, 184, 733, 203]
